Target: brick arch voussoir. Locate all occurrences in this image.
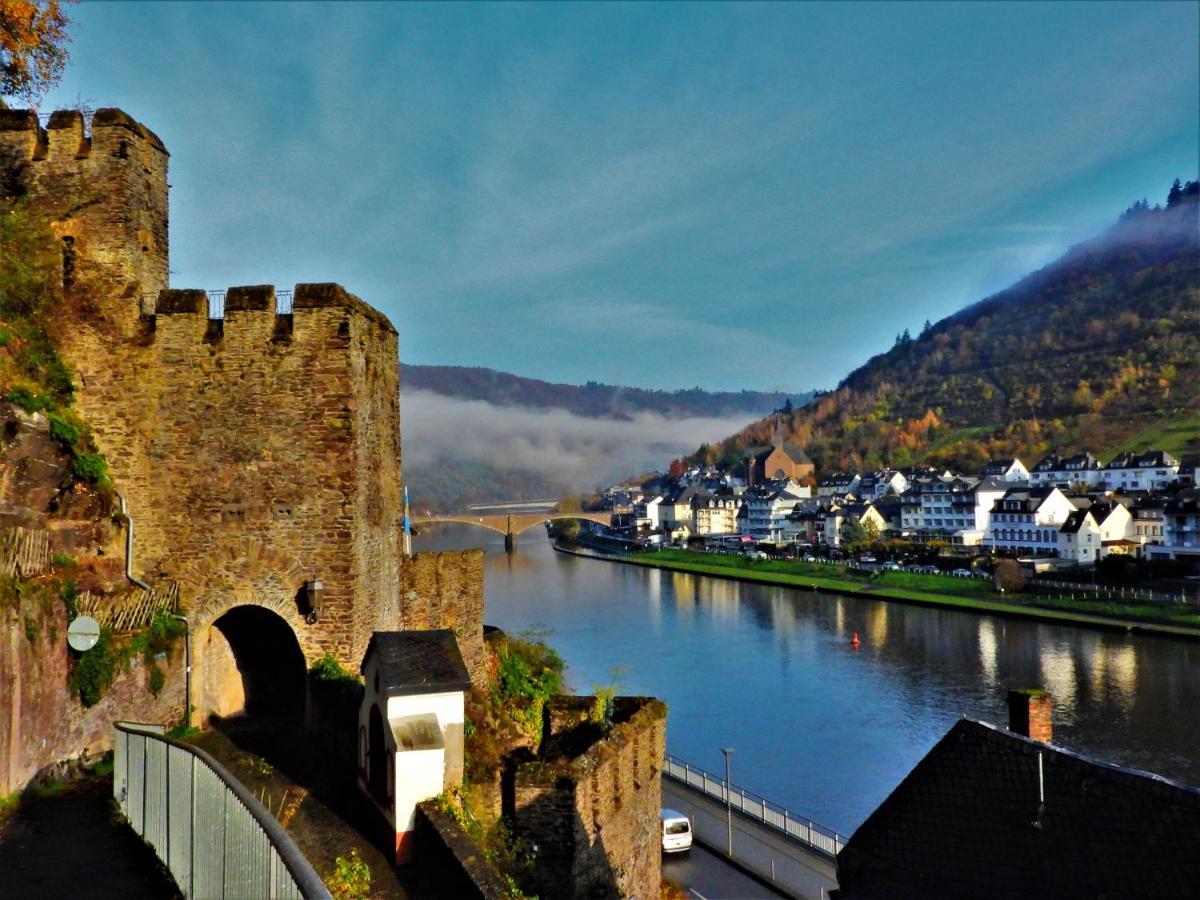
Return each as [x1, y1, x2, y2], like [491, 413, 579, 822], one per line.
[174, 537, 316, 657]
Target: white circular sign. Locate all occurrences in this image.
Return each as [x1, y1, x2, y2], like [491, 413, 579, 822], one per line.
[67, 616, 101, 652]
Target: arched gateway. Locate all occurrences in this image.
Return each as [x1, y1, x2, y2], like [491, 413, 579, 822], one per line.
[204, 605, 307, 721]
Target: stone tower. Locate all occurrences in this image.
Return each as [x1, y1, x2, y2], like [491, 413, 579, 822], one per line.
[0, 108, 461, 721]
[0, 108, 168, 308]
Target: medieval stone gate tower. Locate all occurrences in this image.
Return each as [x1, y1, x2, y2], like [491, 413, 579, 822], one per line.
[0, 108, 440, 719]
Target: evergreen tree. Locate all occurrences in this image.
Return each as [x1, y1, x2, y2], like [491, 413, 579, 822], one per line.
[1168, 178, 1183, 207]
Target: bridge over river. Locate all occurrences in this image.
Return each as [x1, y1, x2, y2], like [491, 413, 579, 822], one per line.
[412, 510, 615, 551]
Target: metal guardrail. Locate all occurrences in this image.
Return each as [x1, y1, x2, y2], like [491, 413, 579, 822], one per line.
[113, 722, 330, 900]
[139, 289, 295, 318]
[663, 753, 846, 858]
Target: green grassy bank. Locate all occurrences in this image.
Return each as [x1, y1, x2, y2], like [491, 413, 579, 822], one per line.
[583, 547, 1200, 640]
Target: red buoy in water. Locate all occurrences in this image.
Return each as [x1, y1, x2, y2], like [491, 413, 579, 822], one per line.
[851, 631, 860, 650]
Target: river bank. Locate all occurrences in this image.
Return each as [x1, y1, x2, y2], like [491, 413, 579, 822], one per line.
[556, 543, 1200, 640]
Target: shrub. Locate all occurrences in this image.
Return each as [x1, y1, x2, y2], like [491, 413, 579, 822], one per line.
[147, 663, 166, 697]
[494, 632, 565, 744]
[52, 552, 77, 569]
[5, 384, 50, 412]
[310, 653, 358, 683]
[326, 849, 371, 900]
[68, 628, 118, 707]
[47, 410, 82, 448]
[72, 451, 109, 484]
[59, 579, 78, 618]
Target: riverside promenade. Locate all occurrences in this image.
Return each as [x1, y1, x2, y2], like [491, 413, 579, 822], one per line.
[554, 543, 1200, 640]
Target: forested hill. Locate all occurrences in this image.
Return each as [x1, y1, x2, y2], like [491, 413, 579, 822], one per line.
[401, 364, 811, 420]
[706, 180, 1200, 474]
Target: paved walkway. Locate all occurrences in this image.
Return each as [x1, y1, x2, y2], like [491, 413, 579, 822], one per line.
[0, 779, 179, 899]
[663, 778, 839, 900]
[664, 842, 787, 899]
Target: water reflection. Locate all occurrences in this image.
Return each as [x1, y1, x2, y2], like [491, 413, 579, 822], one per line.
[414, 525, 1200, 833]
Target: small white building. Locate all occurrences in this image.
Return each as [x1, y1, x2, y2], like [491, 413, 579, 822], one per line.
[858, 469, 908, 501]
[1101, 450, 1180, 492]
[635, 496, 662, 531]
[980, 458, 1029, 483]
[358, 630, 472, 863]
[745, 482, 812, 541]
[817, 472, 862, 499]
[1029, 452, 1103, 490]
[1057, 509, 1103, 564]
[985, 487, 1076, 557]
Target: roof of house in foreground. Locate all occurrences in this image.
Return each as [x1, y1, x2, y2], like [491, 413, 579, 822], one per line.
[834, 718, 1200, 900]
[362, 629, 472, 696]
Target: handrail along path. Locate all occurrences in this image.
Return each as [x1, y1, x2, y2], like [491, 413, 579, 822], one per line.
[113, 721, 331, 899]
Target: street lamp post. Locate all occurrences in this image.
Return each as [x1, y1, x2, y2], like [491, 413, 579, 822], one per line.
[722, 747, 735, 856]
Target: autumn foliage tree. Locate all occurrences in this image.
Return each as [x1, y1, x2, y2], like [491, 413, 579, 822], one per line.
[1, 0, 71, 105]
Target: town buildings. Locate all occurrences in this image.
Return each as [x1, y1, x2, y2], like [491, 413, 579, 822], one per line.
[614, 447, 1197, 567]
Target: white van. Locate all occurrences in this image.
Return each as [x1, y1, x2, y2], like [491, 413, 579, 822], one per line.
[661, 809, 693, 853]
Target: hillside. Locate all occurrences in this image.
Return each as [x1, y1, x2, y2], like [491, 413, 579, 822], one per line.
[704, 181, 1200, 473]
[401, 364, 811, 420]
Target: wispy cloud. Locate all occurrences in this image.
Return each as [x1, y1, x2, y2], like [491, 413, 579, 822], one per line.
[401, 389, 753, 491]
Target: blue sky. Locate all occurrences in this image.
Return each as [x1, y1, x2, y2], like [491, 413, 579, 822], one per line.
[42, 1, 1199, 392]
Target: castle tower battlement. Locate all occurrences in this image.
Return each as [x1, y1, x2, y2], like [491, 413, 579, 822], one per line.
[0, 107, 169, 307]
[0, 109, 431, 695]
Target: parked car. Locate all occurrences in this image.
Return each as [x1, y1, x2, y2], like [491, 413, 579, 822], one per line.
[952, 568, 973, 578]
[661, 809, 693, 853]
[859, 554, 877, 563]
[802, 554, 817, 562]
[882, 561, 902, 572]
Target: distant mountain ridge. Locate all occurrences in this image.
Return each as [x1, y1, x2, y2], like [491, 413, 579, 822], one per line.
[703, 180, 1200, 474]
[401, 364, 812, 420]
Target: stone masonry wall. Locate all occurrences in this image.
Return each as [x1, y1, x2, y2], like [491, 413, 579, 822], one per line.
[513, 696, 667, 900]
[0, 596, 185, 796]
[401, 550, 487, 688]
[1, 106, 488, 727]
[144, 284, 403, 671]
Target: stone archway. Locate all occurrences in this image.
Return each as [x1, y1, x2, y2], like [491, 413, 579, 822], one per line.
[176, 538, 319, 724]
[204, 605, 307, 721]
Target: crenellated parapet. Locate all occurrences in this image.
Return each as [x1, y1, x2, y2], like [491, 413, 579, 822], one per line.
[2, 106, 412, 692]
[0, 106, 169, 303]
[149, 283, 396, 334]
[0, 107, 168, 161]
[512, 696, 667, 900]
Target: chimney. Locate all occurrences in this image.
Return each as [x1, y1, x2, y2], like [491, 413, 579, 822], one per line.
[1008, 689, 1053, 743]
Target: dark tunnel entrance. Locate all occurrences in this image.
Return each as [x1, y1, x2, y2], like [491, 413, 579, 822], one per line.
[210, 605, 307, 722]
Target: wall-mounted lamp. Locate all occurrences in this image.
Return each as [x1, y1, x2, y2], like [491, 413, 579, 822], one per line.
[303, 579, 325, 624]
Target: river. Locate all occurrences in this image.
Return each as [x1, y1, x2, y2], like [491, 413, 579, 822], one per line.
[415, 524, 1200, 835]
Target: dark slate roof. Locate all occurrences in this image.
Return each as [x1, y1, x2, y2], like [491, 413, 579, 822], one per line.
[362, 630, 472, 696]
[834, 719, 1200, 900]
[1058, 509, 1094, 534]
[1105, 449, 1178, 470]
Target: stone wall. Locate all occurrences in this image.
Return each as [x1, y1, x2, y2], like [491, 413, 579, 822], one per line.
[512, 696, 667, 900]
[413, 801, 511, 900]
[0, 108, 169, 305]
[0, 595, 185, 796]
[401, 550, 487, 688]
[0, 107, 488, 730]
